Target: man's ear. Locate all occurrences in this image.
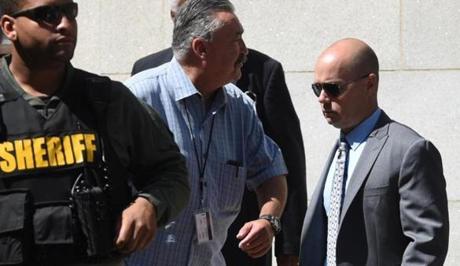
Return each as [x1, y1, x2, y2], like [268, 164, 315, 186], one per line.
[1, 15, 17, 41]
[191, 37, 208, 59]
[367, 73, 379, 95]
[170, 10, 176, 21]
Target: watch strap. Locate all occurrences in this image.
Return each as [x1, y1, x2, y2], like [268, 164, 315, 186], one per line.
[259, 214, 281, 235]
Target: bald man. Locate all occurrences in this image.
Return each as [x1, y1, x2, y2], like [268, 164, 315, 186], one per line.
[299, 38, 449, 266]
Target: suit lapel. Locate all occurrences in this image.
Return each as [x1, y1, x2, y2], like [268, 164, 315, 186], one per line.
[339, 112, 391, 223]
[302, 141, 337, 232]
[312, 141, 338, 208]
[300, 142, 338, 266]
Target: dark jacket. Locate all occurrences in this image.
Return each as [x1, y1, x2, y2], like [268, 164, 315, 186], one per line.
[0, 58, 189, 264]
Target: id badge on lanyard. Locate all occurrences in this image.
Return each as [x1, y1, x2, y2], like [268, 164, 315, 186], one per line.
[183, 102, 217, 244]
[194, 207, 214, 244]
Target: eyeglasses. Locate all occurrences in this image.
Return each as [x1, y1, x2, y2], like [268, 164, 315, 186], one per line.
[11, 2, 78, 25]
[311, 73, 370, 97]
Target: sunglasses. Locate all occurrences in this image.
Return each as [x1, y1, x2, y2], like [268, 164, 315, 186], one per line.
[11, 2, 78, 25]
[311, 73, 370, 97]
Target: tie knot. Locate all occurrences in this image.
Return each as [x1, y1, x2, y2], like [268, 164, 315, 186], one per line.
[339, 138, 349, 151]
[337, 139, 349, 161]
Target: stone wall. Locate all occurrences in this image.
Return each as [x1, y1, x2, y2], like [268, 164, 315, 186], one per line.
[72, 1, 460, 264]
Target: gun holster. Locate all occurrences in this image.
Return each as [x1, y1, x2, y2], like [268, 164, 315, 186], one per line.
[71, 168, 114, 257]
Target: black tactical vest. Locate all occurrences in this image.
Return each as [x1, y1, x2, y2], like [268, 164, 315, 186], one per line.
[0, 69, 129, 265]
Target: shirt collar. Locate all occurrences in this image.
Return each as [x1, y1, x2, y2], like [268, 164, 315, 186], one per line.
[167, 57, 197, 101]
[167, 57, 228, 108]
[343, 108, 382, 151]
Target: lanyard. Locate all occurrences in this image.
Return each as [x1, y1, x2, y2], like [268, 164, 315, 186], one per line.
[183, 100, 216, 207]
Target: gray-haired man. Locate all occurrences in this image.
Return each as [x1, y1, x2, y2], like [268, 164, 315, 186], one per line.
[125, 0, 288, 265]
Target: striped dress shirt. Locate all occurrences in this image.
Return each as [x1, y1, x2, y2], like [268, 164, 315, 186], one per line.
[124, 58, 287, 266]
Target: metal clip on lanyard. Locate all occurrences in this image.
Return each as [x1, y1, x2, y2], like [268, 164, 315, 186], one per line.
[183, 101, 216, 208]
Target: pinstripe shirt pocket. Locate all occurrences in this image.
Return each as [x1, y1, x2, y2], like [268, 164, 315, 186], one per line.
[209, 162, 247, 213]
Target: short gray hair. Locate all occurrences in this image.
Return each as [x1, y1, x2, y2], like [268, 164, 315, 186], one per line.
[172, 0, 234, 60]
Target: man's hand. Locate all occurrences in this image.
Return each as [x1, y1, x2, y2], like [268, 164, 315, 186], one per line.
[277, 255, 299, 266]
[115, 197, 157, 254]
[236, 218, 274, 258]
